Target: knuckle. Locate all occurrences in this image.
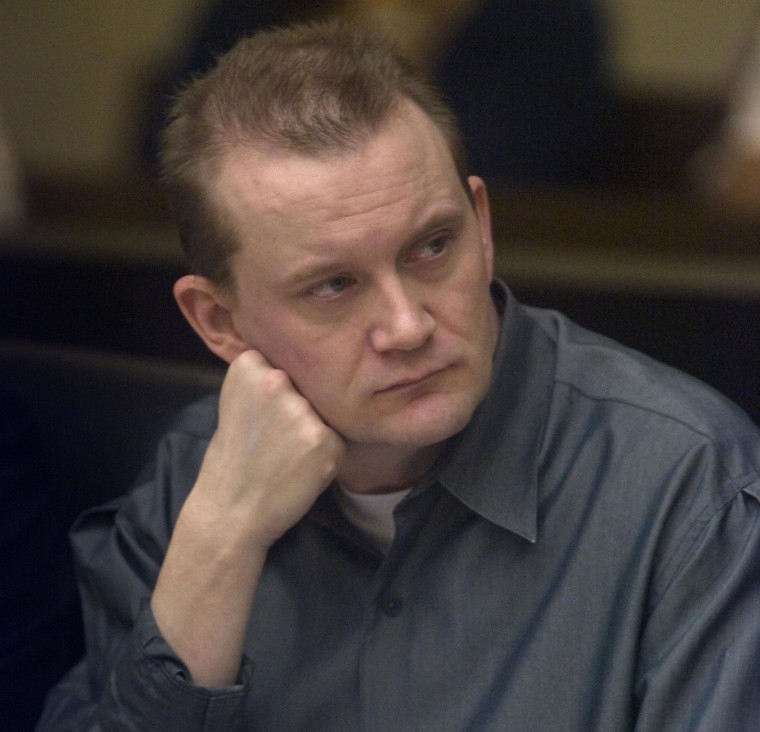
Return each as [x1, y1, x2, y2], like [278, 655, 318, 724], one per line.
[232, 349, 263, 372]
[259, 367, 292, 395]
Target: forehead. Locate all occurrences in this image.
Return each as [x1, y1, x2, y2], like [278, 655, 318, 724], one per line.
[210, 101, 465, 248]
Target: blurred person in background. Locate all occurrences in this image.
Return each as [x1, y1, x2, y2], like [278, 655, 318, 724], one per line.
[429, 0, 618, 185]
[694, 13, 760, 217]
[138, 0, 349, 168]
[140, 0, 619, 186]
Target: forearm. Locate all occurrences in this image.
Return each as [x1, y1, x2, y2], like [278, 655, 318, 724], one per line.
[151, 488, 268, 688]
[36, 482, 254, 732]
[149, 352, 343, 687]
[40, 351, 344, 726]
[37, 613, 253, 732]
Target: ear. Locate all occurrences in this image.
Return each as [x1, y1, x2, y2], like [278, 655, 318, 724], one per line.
[467, 175, 494, 281]
[173, 275, 248, 364]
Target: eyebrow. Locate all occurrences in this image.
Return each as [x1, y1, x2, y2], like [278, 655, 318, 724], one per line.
[282, 203, 466, 288]
[283, 261, 349, 289]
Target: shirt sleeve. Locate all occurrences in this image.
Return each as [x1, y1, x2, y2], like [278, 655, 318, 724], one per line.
[633, 478, 760, 730]
[36, 408, 255, 732]
[36, 603, 254, 732]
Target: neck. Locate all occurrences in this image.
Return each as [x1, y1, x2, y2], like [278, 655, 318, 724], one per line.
[337, 441, 443, 495]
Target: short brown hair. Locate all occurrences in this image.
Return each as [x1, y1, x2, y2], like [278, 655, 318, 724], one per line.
[160, 20, 470, 289]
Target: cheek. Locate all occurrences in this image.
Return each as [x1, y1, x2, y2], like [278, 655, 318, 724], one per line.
[234, 306, 310, 372]
[255, 323, 363, 402]
[436, 271, 491, 335]
[235, 295, 368, 382]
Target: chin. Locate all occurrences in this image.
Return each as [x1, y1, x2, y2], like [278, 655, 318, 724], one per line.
[364, 392, 481, 449]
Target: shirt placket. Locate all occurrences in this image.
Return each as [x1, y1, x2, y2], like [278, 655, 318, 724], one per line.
[356, 484, 448, 732]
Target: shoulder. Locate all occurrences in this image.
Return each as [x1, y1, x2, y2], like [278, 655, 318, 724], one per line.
[163, 391, 220, 439]
[532, 305, 756, 430]
[72, 393, 220, 559]
[527, 305, 760, 500]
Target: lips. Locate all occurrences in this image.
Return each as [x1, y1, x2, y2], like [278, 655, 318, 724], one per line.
[376, 367, 447, 394]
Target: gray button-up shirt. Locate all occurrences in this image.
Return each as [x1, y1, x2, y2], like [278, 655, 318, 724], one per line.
[38, 287, 760, 731]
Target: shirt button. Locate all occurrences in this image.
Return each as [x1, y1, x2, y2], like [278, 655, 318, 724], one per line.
[379, 593, 403, 617]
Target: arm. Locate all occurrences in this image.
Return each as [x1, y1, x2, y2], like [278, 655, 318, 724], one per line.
[37, 350, 344, 730]
[151, 349, 345, 687]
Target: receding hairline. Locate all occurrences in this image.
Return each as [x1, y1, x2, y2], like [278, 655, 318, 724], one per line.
[208, 97, 474, 276]
[159, 20, 472, 289]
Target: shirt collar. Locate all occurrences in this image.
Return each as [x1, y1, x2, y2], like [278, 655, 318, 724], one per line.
[437, 281, 556, 543]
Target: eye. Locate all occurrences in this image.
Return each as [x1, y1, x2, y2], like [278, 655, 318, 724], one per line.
[408, 235, 449, 263]
[309, 275, 354, 300]
[426, 237, 447, 256]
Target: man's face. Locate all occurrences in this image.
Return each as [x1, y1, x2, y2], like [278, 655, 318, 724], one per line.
[211, 101, 499, 453]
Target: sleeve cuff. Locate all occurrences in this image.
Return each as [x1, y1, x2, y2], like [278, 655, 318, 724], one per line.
[104, 601, 254, 731]
[136, 600, 255, 689]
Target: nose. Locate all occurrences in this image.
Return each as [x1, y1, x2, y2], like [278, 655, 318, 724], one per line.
[368, 280, 436, 353]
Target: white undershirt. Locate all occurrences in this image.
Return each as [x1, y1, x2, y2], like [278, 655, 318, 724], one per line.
[334, 484, 412, 553]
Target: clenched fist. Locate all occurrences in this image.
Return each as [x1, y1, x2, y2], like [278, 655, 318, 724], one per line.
[198, 349, 346, 549]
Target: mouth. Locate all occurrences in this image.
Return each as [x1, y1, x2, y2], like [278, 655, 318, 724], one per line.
[376, 367, 448, 395]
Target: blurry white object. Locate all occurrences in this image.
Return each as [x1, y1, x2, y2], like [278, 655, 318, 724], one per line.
[725, 23, 760, 155]
[694, 18, 760, 217]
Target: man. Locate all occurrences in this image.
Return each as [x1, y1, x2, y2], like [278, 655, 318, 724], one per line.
[38, 21, 760, 731]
